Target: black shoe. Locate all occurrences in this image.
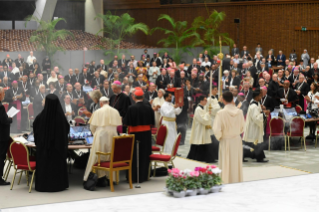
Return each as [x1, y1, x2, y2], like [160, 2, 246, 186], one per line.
[243, 159, 248, 162]
[257, 159, 269, 163]
[96, 177, 107, 187]
[0, 180, 10, 186]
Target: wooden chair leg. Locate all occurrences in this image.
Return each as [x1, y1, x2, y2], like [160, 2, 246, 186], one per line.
[29, 170, 35, 193]
[25, 171, 29, 186]
[148, 162, 151, 181]
[171, 160, 175, 168]
[116, 171, 119, 185]
[304, 137, 306, 151]
[153, 162, 157, 177]
[18, 171, 23, 185]
[109, 170, 114, 192]
[128, 168, 133, 189]
[10, 170, 17, 190]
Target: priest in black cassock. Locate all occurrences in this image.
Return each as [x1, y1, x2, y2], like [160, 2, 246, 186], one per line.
[110, 81, 131, 133]
[5, 81, 26, 133]
[123, 89, 154, 183]
[33, 94, 69, 192]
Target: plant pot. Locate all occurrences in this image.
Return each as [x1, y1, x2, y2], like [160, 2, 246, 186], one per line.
[186, 189, 197, 196]
[199, 188, 210, 195]
[210, 186, 220, 193]
[218, 185, 224, 192]
[173, 190, 186, 198]
[164, 187, 173, 196]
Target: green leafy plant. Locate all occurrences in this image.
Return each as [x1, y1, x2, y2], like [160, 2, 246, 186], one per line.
[192, 10, 234, 56]
[151, 14, 203, 65]
[95, 11, 149, 64]
[24, 15, 74, 69]
[166, 175, 186, 192]
[185, 175, 201, 190]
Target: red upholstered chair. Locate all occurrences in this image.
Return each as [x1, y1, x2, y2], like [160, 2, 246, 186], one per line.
[295, 105, 302, 114]
[3, 137, 14, 181]
[74, 116, 86, 126]
[258, 72, 263, 78]
[269, 117, 286, 151]
[287, 117, 305, 151]
[268, 69, 273, 77]
[27, 103, 34, 129]
[148, 133, 181, 179]
[151, 127, 158, 140]
[3, 102, 8, 112]
[152, 124, 168, 153]
[92, 134, 135, 192]
[10, 141, 36, 193]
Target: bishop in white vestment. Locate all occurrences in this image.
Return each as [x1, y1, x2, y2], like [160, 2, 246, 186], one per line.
[160, 93, 181, 154]
[83, 97, 122, 181]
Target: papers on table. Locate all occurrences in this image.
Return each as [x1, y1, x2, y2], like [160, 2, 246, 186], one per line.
[7, 106, 20, 118]
[14, 136, 28, 144]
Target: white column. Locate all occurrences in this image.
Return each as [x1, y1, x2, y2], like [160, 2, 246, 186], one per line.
[33, 0, 58, 27]
[85, 0, 103, 36]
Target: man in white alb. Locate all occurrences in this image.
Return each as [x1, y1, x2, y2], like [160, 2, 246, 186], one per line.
[26, 51, 36, 66]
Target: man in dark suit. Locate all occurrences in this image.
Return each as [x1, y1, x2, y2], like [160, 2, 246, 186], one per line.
[248, 61, 258, 88]
[33, 84, 46, 117]
[108, 55, 119, 67]
[14, 66, 27, 81]
[133, 74, 148, 92]
[187, 59, 200, 77]
[277, 51, 286, 67]
[30, 79, 40, 102]
[141, 49, 150, 61]
[80, 68, 92, 86]
[253, 53, 262, 71]
[295, 75, 309, 110]
[0, 86, 12, 185]
[64, 68, 73, 84]
[96, 59, 107, 71]
[240, 46, 250, 60]
[101, 80, 114, 99]
[265, 50, 276, 68]
[241, 82, 253, 103]
[165, 70, 181, 90]
[118, 54, 128, 67]
[156, 69, 168, 90]
[150, 53, 162, 67]
[231, 43, 240, 56]
[71, 68, 83, 86]
[91, 71, 105, 90]
[14, 54, 24, 68]
[18, 76, 31, 96]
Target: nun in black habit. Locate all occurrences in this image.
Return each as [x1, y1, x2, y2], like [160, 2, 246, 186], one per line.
[33, 94, 70, 192]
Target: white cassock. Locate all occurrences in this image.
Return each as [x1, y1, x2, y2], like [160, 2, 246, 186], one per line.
[152, 96, 165, 128]
[243, 100, 264, 143]
[83, 104, 122, 181]
[189, 105, 212, 145]
[205, 96, 221, 128]
[213, 104, 245, 184]
[160, 101, 182, 154]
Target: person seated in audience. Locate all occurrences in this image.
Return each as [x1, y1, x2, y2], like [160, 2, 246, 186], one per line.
[124, 84, 131, 96]
[96, 59, 107, 71]
[107, 68, 113, 81]
[241, 82, 253, 102]
[295, 74, 309, 110]
[284, 69, 290, 81]
[121, 77, 129, 90]
[85, 90, 103, 117]
[276, 80, 298, 107]
[30, 79, 40, 102]
[112, 72, 120, 83]
[28, 72, 35, 87]
[109, 55, 119, 68]
[37, 73, 46, 87]
[311, 62, 319, 77]
[111, 60, 119, 72]
[133, 74, 148, 92]
[166, 69, 181, 92]
[162, 58, 170, 69]
[26, 51, 36, 66]
[289, 68, 299, 89]
[19, 75, 31, 96]
[187, 59, 200, 76]
[141, 49, 150, 61]
[0, 77, 10, 90]
[2, 65, 14, 83]
[64, 68, 73, 84]
[313, 74, 319, 85]
[264, 74, 271, 87]
[47, 70, 58, 85]
[81, 68, 91, 85]
[33, 84, 46, 117]
[48, 81, 59, 96]
[301, 49, 310, 67]
[284, 60, 290, 70]
[245, 71, 254, 88]
[101, 80, 114, 99]
[135, 61, 149, 85]
[117, 67, 125, 81]
[148, 61, 160, 84]
[201, 57, 211, 72]
[147, 82, 157, 103]
[156, 68, 168, 90]
[71, 68, 83, 85]
[91, 71, 104, 90]
[226, 70, 240, 90]
[15, 66, 25, 81]
[61, 95, 76, 122]
[11, 62, 19, 74]
[305, 82, 319, 139]
[277, 50, 286, 67]
[126, 63, 137, 82]
[162, 52, 170, 60]
[15, 54, 24, 68]
[144, 57, 151, 68]
[277, 70, 284, 86]
[3, 54, 13, 68]
[168, 58, 176, 69]
[267, 74, 279, 101]
[57, 76, 66, 97]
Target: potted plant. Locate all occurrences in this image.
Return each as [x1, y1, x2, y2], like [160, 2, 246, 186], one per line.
[185, 171, 200, 196]
[196, 167, 211, 195]
[166, 168, 187, 198]
[207, 165, 223, 193]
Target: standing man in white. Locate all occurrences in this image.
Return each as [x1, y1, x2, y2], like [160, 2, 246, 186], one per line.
[213, 91, 245, 184]
[160, 93, 181, 154]
[26, 51, 36, 66]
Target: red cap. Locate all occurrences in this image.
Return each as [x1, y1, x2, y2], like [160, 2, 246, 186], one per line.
[134, 89, 144, 96]
[284, 80, 290, 83]
[217, 60, 221, 64]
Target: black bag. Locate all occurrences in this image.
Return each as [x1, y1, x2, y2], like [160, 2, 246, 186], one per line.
[74, 152, 89, 169]
[83, 172, 98, 191]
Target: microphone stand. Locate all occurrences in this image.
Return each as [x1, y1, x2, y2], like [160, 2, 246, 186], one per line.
[135, 140, 141, 188]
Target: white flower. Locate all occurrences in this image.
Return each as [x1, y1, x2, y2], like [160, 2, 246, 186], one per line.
[212, 168, 222, 174]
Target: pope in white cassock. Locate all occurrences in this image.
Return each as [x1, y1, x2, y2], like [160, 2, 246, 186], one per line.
[83, 96, 122, 185]
[160, 93, 181, 154]
[213, 91, 245, 184]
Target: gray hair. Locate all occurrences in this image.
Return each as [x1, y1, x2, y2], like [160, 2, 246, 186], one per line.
[158, 89, 165, 95]
[89, 90, 102, 101]
[39, 84, 46, 89]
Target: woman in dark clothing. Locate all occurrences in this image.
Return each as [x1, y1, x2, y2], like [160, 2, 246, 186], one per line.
[33, 94, 70, 192]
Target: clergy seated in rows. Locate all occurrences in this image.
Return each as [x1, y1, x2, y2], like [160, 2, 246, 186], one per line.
[152, 89, 165, 128]
[213, 91, 245, 184]
[305, 83, 319, 139]
[276, 80, 298, 107]
[243, 89, 268, 163]
[47, 71, 58, 85]
[123, 89, 154, 183]
[160, 92, 182, 154]
[187, 96, 216, 163]
[5, 80, 26, 133]
[83, 96, 122, 187]
[33, 84, 46, 117]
